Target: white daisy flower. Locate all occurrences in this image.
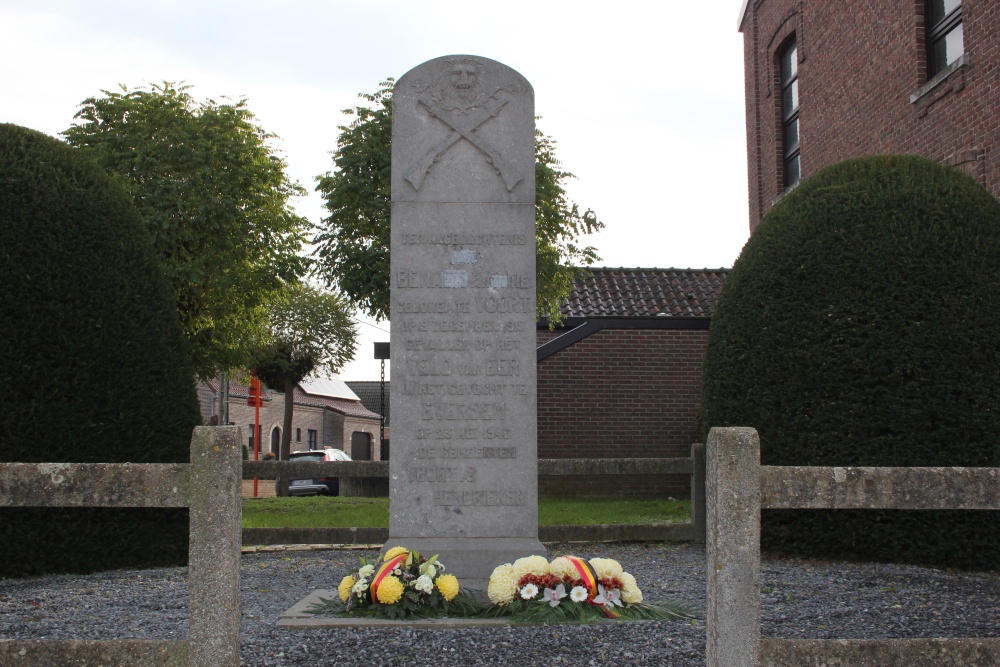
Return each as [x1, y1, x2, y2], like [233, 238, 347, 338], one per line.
[519, 583, 539, 600]
[569, 586, 589, 603]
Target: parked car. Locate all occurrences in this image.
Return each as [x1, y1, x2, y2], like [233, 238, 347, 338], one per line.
[282, 448, 351, 496]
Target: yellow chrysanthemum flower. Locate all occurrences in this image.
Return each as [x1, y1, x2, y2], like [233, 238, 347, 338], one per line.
[487, 564, 518, 605]
[376, 575, 405, 604]
[620, 571, 643, 604]
[383, 546, 409, 562]
[511, 555, 549, 579]
[590, 557, 624, 579]
[435, 574, 460, 601]
[548, 556, 580, 580]
[338, 575, 356, 602]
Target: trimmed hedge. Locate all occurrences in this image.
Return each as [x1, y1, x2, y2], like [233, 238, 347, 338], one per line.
[702, 155, 1000, 569]
[0, 124, 201, 577]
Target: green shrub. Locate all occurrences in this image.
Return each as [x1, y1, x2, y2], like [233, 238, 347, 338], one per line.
[0, 124, 201, 577]
[702, 155, 1000, 569]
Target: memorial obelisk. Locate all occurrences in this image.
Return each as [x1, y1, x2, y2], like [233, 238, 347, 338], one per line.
[387, 55, 545, 590]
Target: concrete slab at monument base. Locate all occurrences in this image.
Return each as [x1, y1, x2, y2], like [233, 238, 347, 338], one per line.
[278, 590, 516, 629]
[385, 536, 546, 592]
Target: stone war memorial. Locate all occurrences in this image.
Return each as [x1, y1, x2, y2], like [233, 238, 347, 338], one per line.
[387, 54, 545, 589]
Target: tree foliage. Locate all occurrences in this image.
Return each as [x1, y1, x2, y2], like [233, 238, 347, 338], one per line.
[701, 155, 1000, 569]
[313, 79, 603, 322]
[63, 82, 311, 377]
[252, 281, 358, 488]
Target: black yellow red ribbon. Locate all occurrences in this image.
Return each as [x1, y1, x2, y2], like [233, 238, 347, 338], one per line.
[565, 556, 599, 597]
[370, 553, 407, 603]
[565, 555, 617, 618]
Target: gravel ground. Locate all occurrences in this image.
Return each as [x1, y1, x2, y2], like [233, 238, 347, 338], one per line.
[2, 543, 998, 666]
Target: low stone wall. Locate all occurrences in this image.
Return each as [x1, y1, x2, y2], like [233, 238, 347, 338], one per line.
[240, 523, 695, 547]
[705, 427, 1000, 667]
[0, 426, 244, 667]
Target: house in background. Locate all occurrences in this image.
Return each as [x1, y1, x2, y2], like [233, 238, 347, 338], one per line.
[739, 0, 998, 230]
[346, 380, 391, 460]
[536, 267, 727, 498]
[198, 375, 381, 460]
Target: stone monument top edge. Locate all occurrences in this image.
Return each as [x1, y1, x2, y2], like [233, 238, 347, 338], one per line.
[392, 54, 535, 202]
[395, 54, 534, 96]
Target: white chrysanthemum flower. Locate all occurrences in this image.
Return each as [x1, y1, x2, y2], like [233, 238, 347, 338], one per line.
[589, 558, 624, 579]
[351, 578, 369, 595]
[569, 586, 589, 603]
[548, 556, 580, 580]
[519, 583, 539, 600]
[413, 574, 434, 593]
[511, 555, 549, 579]
[358, 564, 375, 578]
[487, 564, 518, 606]
[619, 571, 643, 604]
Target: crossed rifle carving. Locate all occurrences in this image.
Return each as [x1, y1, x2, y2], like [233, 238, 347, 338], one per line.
[405, 93, 524, 192]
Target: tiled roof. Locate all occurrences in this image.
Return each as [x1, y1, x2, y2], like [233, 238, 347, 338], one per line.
[346, 381, 390, 426]
[203, 376, 275, 401]
[293, 386, 381, 420]
[204, 376, 378, 419]
[560, 268, 728, 318]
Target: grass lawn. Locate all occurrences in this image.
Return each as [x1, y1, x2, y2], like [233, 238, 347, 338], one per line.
[242, 496, 690, 529]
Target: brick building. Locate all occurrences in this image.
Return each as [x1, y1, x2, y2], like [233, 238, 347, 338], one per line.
[346, 380, 391, 460]
[198, 375, 382, 460]
[739, 0, 998, 231]
[321, 269, 727, 499]
[536, 268, 727, 498]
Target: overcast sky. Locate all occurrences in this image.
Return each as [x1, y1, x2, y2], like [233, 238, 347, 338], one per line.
[1, 0, 751, 381]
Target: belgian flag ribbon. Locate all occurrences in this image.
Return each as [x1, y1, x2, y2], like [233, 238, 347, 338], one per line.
[565, 555, 617, 618]
[565, 556, 599, 597]
[370, 553, 408, 603]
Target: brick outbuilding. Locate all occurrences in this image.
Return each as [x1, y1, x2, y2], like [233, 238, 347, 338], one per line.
[739, 0, 998, 231]
[536, 268, 727, 498]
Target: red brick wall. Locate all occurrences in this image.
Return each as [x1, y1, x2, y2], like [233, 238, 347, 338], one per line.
[742, 0, 999, 230]
[537, 328, 708, 498]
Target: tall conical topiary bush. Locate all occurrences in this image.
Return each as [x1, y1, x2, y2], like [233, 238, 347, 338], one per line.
[0, 124, 201, 577]
[702, 155, 1000, 569]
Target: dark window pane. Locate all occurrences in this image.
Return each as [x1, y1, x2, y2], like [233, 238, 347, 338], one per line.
[783, 118, 799, 152]
[930, 23, 964, 74]
[781, 43, 798, 81]
[782, 79, 799, 116]
[928, 0, 961, 24]
[784, 154, 801, 188]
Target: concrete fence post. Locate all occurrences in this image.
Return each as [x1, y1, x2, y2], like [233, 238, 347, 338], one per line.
[690, 442, 706, 543]
[706, 427, 761, 667]
[188, 426, 243, 667]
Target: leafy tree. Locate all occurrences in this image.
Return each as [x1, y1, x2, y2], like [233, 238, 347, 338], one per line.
[702, 155, 1000, 569]
[313, 79, 604, 323]
[252, 281, 358, 494]
[63, 82, 311, 377]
